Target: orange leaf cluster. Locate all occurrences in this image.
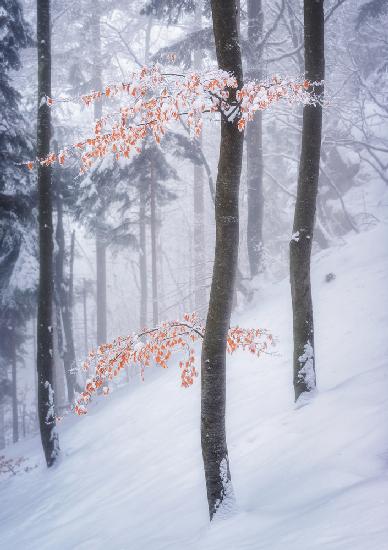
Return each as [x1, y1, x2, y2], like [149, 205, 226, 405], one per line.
[72, 313, 274, 416]
[25, 66, 322, 172]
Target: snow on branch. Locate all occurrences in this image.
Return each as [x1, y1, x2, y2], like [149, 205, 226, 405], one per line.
[67, 313, 274, 417]
[24, 64, 323, 173]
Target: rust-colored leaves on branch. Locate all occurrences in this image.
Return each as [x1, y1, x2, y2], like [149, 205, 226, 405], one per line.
[25, 64, 322, 173]
[72, 313, 274, 416]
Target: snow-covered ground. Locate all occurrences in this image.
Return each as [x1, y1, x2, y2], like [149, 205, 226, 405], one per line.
[1, 223, 387, 550]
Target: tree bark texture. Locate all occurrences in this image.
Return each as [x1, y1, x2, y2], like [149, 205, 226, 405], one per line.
[290, 0, 324, 402]
[36, 0, 59, 467]
[246, 0, 264, 278]
[201, 0, 244, 520]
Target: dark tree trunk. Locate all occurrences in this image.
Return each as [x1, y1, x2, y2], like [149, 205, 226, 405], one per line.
[290, 0, 324, 402]
[139, 186, 148, 328]
[246, 0, 264, 278]
[36, 0, 59, 467]
[150, 158, 158, 326]
[11, 328, 18, 444]
[201, 0, 244, 520]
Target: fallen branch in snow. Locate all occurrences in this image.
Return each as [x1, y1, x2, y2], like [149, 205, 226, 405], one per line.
[0, 455, 38, 478]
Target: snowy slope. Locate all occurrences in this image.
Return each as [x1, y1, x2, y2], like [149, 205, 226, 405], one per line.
[1, 224, 387, 550]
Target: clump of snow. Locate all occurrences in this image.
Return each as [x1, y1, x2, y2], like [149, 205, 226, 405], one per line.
[213, 457, 236, 521]
[298, 340, 316, 391]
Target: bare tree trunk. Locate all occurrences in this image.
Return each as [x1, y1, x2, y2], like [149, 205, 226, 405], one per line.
[193, 0, 206, 313]
[0, 403, 5, 449]
[62, 230, 77, 399]
[246, 0, 264, 278]
[96, 230, 107, 345]
[54, 190, 77, 403]
[11, 328, 18, 444]
[150, 158, 158, 326]
[52, 311, 67, 414]
[92, 1, 107, 346]
[139, 187, 148, 328]
[201, 0, 244, 520]
[83, 278, 89, 356]
[139, 16, 153, 329]
[290, 0, 324, 402]
[36, 0, 59, 466]
[22, 403, 26, 439]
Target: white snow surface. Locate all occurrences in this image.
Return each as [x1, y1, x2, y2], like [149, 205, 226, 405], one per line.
[1, 224, 388, 549]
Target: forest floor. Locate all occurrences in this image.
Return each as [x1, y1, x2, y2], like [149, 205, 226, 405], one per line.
[1, 223, 387, 550]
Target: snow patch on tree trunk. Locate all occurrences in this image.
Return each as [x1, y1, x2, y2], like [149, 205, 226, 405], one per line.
[212, 457, 236, 521]
[297, 341, 315, 391]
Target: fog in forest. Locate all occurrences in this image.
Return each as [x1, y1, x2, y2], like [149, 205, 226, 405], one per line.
[0, 1, 387, 548]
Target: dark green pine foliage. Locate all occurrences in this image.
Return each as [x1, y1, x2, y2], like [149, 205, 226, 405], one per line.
[141, 0, 210, 23]
[356, 0, 388, 28]
[0, 0, 33, 195]
[0, 0, 35, 438]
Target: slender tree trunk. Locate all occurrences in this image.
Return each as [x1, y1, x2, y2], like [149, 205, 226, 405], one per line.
[91, 1, 107, 346]
[11, 328, 18, 444]
[36, 0, 59, 466]
[150, 158, 158, 326]
[290, 0, 324, 402]
[22, 403, 26, 439]
[139, 16, 153, 329]
[139, 187, 148, 328]
[62, 230, 77, 400]
[96, 230, 107, 345]
[246, 0, 264, 278]
[0, 403, 5, 449]
[83, 278, 88, 356]
[52, 310, 66, 414]
[201, 0, 244, 520]
[193, 0, 206, 312]
[54, 190, 77, 403]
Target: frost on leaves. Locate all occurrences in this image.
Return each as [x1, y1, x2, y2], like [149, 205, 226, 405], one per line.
[24, 65, 322, 173]
[69, 313, 274, 417]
